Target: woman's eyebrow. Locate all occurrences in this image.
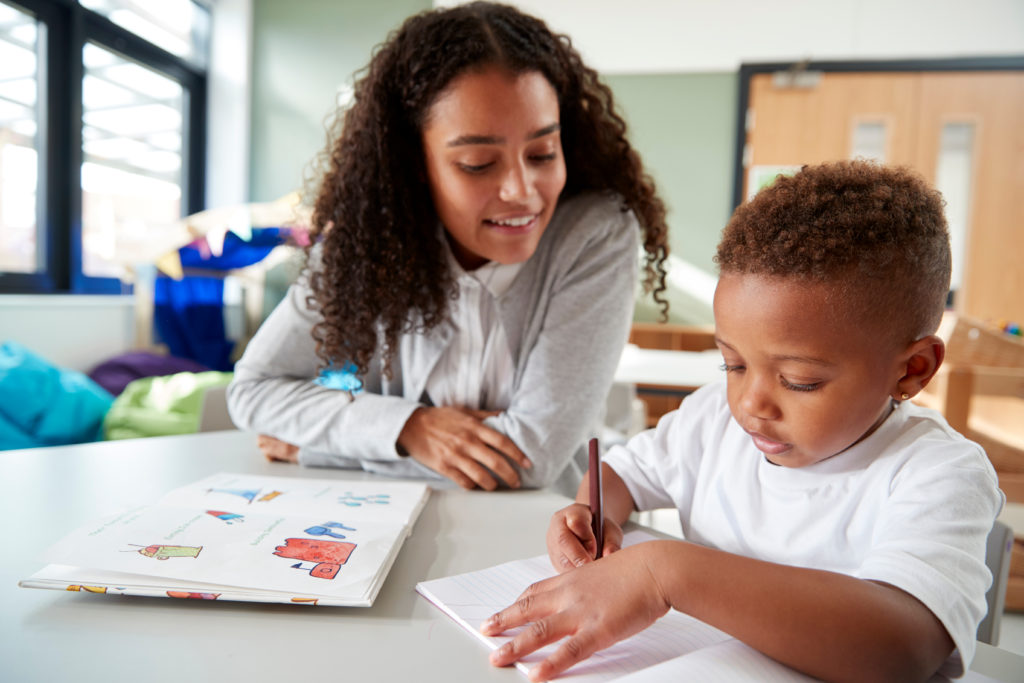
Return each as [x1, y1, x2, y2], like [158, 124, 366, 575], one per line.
[528, 122, 561, 140]
[446, 122, 561, 147]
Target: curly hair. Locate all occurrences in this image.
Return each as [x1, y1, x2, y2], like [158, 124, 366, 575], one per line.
[715, 160, 950, 343]
[306, 1, 668, 377]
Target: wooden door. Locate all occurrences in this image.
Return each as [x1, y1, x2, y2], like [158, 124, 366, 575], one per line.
[744, 69, 1024, 324]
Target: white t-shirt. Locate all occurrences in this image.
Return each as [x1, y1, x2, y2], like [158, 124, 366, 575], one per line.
[604, 380, 1004, 677]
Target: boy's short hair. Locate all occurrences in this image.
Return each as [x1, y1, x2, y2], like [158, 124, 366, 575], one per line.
[715, 160, 951, 344]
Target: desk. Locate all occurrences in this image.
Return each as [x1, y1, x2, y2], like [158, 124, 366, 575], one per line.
[614, 345, 723, 391]
[2, 431, 1022, 683]
[613, 345, 723, 428]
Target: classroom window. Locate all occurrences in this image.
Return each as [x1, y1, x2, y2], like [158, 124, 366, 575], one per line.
[0, 2, 40, 275]
[79, 0, 208, 66]
[81, 42, 185, 278]
[0, 0, 208, 294]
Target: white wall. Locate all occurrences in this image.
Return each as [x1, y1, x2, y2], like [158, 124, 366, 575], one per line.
[206, 0, 253, 209]
[0, 296, 136, 372]
[438, 0, 1024, 73]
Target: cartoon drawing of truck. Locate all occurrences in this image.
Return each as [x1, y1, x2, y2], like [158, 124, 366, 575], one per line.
[272, 538, 355, 579]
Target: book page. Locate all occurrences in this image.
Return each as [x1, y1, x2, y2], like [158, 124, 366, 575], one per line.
[417, 531, 742, 682]
[30, 474, 429, 604]
[40, 504, 405, 598]
[158, 472, 428, 523]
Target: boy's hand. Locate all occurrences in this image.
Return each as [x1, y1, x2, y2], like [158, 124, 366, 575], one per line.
[397, 406, 531, 490]
[547, 503, 623, 572]
[481, 544, 669, 682]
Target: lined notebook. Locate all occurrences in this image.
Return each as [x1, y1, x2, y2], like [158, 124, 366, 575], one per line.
[416, 531, 818, 682]
[416, 531, 993, 682]
[20, 473, 429, 607]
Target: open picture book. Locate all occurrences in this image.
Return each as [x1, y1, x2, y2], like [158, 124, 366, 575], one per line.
[20, 472, 430, 607]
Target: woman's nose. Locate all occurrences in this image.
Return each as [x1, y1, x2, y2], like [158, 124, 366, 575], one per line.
[499, 162, 532, 202]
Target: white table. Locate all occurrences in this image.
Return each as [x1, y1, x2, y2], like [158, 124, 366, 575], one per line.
[614, 345, 723, 392]
[2, 431, 1021, 683]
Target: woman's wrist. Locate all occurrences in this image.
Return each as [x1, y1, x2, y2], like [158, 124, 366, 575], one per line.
[396, 406, 427, 457]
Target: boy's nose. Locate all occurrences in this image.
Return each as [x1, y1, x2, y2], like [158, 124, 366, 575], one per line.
[739, 379, 781, 421]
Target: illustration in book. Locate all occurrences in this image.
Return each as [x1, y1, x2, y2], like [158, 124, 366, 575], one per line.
[21, 473, 431, 607]
[274, 538, 356, 579]
[206, 510, 245, 524]
[131, 544, 203, 560]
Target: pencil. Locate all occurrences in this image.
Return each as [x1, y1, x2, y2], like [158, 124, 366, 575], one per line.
[589, 437, 604, 559]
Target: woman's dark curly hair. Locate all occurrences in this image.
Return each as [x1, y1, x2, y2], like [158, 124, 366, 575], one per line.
[715, 160, 950, 344]
[306, 1, 668, 377]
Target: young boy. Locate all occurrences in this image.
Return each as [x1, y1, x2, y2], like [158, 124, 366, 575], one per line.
[481, 161, 1004, 682]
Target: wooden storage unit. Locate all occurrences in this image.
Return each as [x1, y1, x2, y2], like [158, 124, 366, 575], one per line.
[628, 323, 717, 427]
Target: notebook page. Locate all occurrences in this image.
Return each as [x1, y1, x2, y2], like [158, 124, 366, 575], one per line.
[416, 531, 733, 682]
[615, 638, 818, 682]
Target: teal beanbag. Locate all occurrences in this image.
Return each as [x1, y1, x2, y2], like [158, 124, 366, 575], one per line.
[0, 341, 114, 450]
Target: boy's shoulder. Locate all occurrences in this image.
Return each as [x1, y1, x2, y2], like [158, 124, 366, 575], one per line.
[873, 400, 998, 489]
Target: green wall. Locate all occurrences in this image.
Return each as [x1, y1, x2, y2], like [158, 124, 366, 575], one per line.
[605, 73, 738, 324]
[250, 0, 431, 201]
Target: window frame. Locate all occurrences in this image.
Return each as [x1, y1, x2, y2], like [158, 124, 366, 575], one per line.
[0, 0, 207, 294]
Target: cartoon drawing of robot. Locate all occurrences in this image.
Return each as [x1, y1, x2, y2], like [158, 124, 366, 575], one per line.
[132, 544, 203, 560]
[273, 538, 355, 579]
[304, 521, 356, 539]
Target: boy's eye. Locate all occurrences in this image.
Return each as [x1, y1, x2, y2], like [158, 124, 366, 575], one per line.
[780, 377, 821, 392]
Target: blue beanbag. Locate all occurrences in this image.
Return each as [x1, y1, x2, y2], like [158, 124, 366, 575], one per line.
[0, 341, 114, 450]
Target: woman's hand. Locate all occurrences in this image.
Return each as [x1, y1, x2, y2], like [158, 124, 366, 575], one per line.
[257, 434, 299, 463]
[547, 503, 624, 573]
[481, 543, 670, 682]
[397, 406, 531, 490]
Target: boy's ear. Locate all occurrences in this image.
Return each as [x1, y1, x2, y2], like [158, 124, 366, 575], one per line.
[894, 334, 945, 401]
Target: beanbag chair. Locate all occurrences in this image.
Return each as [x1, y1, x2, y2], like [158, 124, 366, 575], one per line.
[0, 340, 114, 450]
[103, 371, 233, 440]
[88, 351, 211, 397]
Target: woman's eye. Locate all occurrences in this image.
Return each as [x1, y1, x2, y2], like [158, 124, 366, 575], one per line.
[529, 153, 557, 163]
[719, 363, 744, 373]
[456, 162, 493, 173]
[780, 377, 820, 392]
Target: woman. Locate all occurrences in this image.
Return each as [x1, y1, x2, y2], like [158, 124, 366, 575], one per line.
[227, 2, 669, 494]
